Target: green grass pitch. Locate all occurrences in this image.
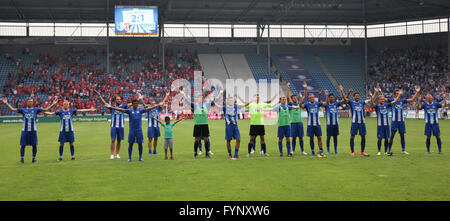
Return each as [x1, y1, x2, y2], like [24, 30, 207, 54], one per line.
[0, 118, 449, 201]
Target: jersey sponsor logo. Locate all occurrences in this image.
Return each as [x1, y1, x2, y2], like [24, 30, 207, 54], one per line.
[379, 109, 388, 114]
[427, 109, 436, 114]
[309, 108, 318, 113]
[354, 106, 362, 111]
[395, 104, 403, 109]
[328, 108, 337, 113]
[63, 115, 72, 120]
[25, 114, 34, 119]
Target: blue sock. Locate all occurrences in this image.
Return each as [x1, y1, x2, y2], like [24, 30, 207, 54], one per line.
[205, 140, 210, 154]
[310, 139, 315, 154]
[234, 148, 239, 157]
[278, 141, 283, 155]
[437, 138, 442, 152]
[292, 139, 296, 152]
[138, 143, 143, 159]
[361, 138, 366, 152]
[253, 139, 257, 151]
[261, 143, 266, 153]
[377, 140, 382, 152]
[385, 140, 390, 153]
[59, 146, 64, 157]
[350, 139, 354, 153]
[20, 146, 25, 160]
[300, 139, 304, 152]
[194, 141, 199, 154]
[426, 138, 430, 152]
[333, 136, 338, 153]
[70, 145, 75, 157]
[227, 148, 232, 156]
[287, 141, 291, 155]
[198, 141, 202, 151]
[32, 146, 37, 159]
[400, 136, 405, 152]
[128, 143, 133, 160]
[326, 137, 331, 153]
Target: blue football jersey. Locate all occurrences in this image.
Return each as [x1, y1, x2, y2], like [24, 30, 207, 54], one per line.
[325, 101, 341, 126]
[375, 103, 392, 126]
[110, 104, 127, 128]
[304, 101, 323, 126]
[148, 106, 162, 128]
[55, 109, 77, 132]
[125, 108, 147, 131]
[421, 102, 442, 124]
[349, 100, 368, 124]
[17, 108, 42, 132]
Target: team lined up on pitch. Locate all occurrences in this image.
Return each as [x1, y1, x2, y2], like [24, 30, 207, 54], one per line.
[1, 81, 447, 163]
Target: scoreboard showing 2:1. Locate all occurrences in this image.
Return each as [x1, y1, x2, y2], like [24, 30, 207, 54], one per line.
[115, 6, 158, 36]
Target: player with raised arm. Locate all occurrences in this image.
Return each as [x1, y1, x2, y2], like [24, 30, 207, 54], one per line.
[97, 91, 131, 159]
[416, 92, 447, 154]
[152, 116, 184, 160]
[345, 87, 372, 156]
[44, 100, 96, 161]
[385, 86, 421, 154]
[320, 85, 347, 155]
[371, 87, 402, 156]
[215, 93, 242, 160]
[141, 91, 169, 156]
[302, 82, 326, 158]
[236, 91, 279, 157]
[105, 98, 162, 162]
[1, 96, 57, 163]
[179, 90, 216, 159]
[286, 83, 307, 155]
[273, 95, 302, 157]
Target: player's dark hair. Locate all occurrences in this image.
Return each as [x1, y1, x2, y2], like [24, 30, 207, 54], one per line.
[165, 116, 170, 121]
[291, 94, 297, 99]
[132, 99, 138, 103]
[354, 92, 360, 96]
[328, 93, 335, 97]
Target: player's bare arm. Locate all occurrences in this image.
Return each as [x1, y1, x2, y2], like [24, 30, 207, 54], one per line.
[42, 99, 58, 112]
[337, 85, 347, 104]
[1, 97, 18, 112]
[77, 108, 96, 113]
[406, 86, 421, 103]
[106, 104, 126, 113]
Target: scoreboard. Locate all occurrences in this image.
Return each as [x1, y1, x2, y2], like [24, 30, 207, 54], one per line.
[114, 6, 158, 36]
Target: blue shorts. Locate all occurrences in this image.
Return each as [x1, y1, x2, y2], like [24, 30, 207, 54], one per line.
[58, 131, 75, 143]
[424, 124, 440, 137]
[147, 127, 161, 138]
[278, 125, 291, 138]
[110, 127, 124, 140]
[129, 130, 144, 144]
[20, 131, 37, 146]
[391, 121, 406, 134]
[306, 125, 322, 137]
[350, 123, 367, 136]
[225, 124, 240, 140]
[290, 122, 304, 138]
[326, 125, 339, 137]
[377, 125, 391, 139]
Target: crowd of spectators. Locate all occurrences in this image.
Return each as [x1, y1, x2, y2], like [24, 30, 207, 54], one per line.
[368, 47, 449, 109]
[0, 46, 202, 116]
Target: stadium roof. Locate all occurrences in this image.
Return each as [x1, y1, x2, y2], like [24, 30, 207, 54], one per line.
[0, 0, 449, 25]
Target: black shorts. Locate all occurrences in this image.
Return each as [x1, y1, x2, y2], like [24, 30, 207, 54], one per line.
[249, 125, 265, 136]
[193, 125, 210, 137]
